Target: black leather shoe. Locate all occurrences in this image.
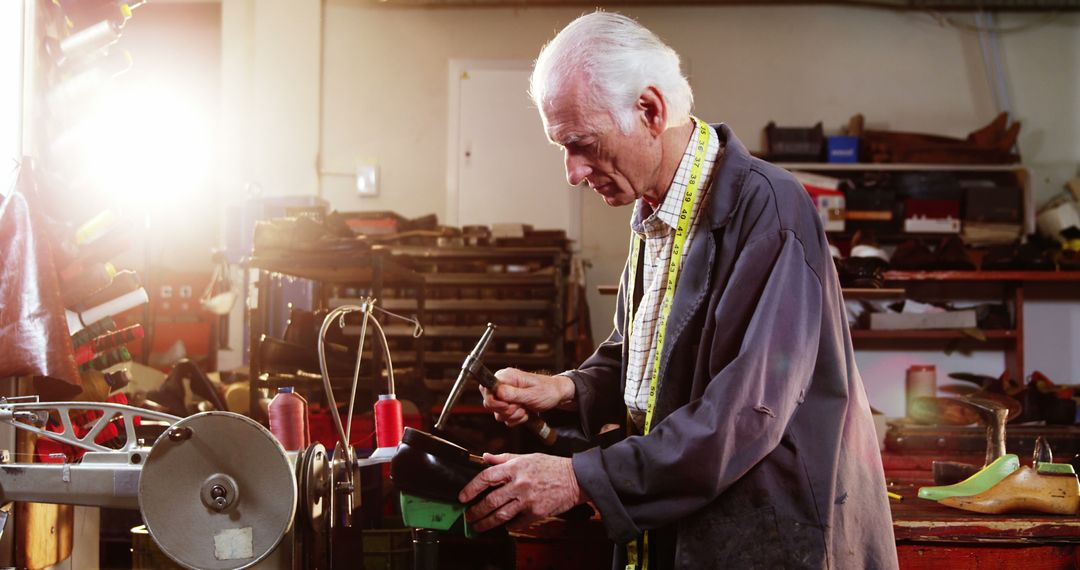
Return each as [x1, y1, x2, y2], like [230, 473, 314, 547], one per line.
[257, 335, 355, 376]
[931, 236, 975, 270]
[391, 428, 487, 503]
[890, 239, 935, 270]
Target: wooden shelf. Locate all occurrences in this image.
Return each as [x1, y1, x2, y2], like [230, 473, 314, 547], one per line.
[842, 287, 906, 299]
[776, 162, 1024, 172]
[333, 298, 552, 312]
[851, 329, 1016, 340]
[375, 244, 567, 259]
[361, 350, 556, 367]
[247, 253, 418, 285]
[422, 272, 556, 286]
[382, 324, 552, 339]
[884, 270, 1080, 282]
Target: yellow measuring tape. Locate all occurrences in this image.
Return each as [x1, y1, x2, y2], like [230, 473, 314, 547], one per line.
[625, 118, 710, 570]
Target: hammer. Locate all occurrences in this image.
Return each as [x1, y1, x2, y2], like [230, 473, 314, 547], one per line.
[435, 323, 557, 446]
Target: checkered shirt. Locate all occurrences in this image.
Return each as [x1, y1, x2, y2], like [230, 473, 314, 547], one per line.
[624, 120, 722, 431]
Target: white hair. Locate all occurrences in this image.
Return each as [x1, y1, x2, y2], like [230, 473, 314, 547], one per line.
[529, 11, 694, 133]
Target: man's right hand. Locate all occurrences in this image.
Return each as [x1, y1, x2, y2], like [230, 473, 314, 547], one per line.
[480, 368, 575, 427]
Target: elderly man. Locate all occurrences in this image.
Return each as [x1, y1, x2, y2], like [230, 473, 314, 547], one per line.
[458, 11, 898, 569]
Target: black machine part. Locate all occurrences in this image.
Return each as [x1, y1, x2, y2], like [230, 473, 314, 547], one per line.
[390, 427, 486, 504]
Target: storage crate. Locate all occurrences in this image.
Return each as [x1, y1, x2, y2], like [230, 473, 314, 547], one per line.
[362, 528, 412, 570]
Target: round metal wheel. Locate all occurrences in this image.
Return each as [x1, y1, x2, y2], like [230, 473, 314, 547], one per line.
[300, 443, 330, 533]
[296, 443, 331, 568]
[139, 412, 297, 570]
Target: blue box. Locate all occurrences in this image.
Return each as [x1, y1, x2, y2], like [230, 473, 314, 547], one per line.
[827, 136, 859, 163]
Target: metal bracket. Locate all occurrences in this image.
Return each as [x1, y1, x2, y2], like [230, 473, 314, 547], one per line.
[0, 399, 181, 454]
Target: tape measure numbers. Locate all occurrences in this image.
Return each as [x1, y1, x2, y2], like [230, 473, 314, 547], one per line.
[624, 118, 710, 570]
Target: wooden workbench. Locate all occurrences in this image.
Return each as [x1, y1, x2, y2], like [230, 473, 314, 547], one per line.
[890, 484, 1080, 569]
[509, 490, 1080, 570]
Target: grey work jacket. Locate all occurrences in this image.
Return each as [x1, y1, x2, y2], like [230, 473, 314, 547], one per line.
[560, 125, 899, 569]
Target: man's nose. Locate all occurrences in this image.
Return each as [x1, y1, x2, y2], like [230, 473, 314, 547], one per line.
[565, 154, 591, 187]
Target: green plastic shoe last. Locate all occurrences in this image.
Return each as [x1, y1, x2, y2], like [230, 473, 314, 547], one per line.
[400, 492, 476, 538]
[1036, 462, 1076, 475]
[918, 454, 1020, 501]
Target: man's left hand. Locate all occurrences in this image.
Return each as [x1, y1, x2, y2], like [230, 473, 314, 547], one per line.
[458, 453, 587, 532]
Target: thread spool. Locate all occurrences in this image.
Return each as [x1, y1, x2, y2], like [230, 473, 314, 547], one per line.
[374, 395, 404, 448]
[60, 262, 116, 307]
[268, 387, 309, 451]
[75, 325, 144, 365]
[60, 19, 121, 57]
[67, 287, 149, 333]
[74, 270, 140, 312]
[74, 210, 119, 246]
[81, 347, 131, 372]
[89, 324, 143, 353]
[905, 364, 937, 417]
[224, 382, 251, 415]
[71, 316, 116, 347]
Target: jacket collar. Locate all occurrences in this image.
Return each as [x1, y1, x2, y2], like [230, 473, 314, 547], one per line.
[703, 124, 752, 231]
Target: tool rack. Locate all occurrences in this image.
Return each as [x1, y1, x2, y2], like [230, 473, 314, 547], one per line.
[246, 242, 570, 437]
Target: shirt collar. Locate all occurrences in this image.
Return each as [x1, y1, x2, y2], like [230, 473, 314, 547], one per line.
[631, 118, 706, 235]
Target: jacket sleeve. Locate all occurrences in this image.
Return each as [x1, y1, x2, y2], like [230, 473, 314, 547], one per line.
[572, 229, 824, 543]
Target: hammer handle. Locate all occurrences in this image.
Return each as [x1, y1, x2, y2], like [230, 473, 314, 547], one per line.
[524, 416, 558, 446]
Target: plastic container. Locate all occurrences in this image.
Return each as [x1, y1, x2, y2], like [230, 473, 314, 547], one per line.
[905, 365, 937, 417]
[827, 135, 860, 163]
[765, 121, 825, 162]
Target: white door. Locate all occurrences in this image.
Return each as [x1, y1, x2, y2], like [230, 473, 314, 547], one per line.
[448, 60, 581, 246]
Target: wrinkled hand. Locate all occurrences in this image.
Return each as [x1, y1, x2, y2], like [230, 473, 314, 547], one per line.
[481, 368, 574, 427]
[459, 452, 587, 532]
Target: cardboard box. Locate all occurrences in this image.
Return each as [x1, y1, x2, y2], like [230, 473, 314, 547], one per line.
[870, 310, 977, 330]
[793, 171, 846, 232]
[904, 198, 961, 233]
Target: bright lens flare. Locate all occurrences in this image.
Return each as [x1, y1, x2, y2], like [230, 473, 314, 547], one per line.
[79, 85, 211, 214]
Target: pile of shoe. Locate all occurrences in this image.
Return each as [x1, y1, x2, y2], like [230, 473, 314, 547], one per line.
[1059, 227, 1080, 270]
[252, 212, 360, 256]
[919, 438, 1079, 515]
[945, 370, 1078, 426]
[849, 112, 1020, 165]
[256, 307, 359, 378]
[836, 230, 890, 288]
[890, 236, 974, 271]
[979, 237, 1058, 271]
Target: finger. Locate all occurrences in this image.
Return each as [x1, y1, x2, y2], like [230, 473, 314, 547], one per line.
[493, 410, 525, 425]
[465, 482, 517, 523]
[458, 464, 511, 503]
[493, 380, 529, 405]
[471, 498, 523, 533]
[482, 392, 518, 414]
[505, 408, 528, 427]
[494, 367, 529, 387]
[482, 452, 515, 465]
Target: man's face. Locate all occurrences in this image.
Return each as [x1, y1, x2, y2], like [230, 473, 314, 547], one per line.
[541, 79, 661, 208]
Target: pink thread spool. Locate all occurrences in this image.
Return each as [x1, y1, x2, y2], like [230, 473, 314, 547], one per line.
[269, 387, 309, 451]
[374, 394, 403, 448]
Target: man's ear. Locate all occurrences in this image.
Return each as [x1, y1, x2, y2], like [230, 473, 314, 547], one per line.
[637, 86, 667, 137]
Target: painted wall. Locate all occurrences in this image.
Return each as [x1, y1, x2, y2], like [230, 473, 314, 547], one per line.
[220, 2, 1080, 412]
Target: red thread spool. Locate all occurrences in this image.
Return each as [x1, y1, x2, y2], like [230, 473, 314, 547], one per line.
[269, 387, 309, 451]
[374, 395, 403, 448]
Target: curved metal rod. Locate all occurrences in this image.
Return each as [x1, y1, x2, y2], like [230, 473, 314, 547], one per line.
[318, 298, 419, 449]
